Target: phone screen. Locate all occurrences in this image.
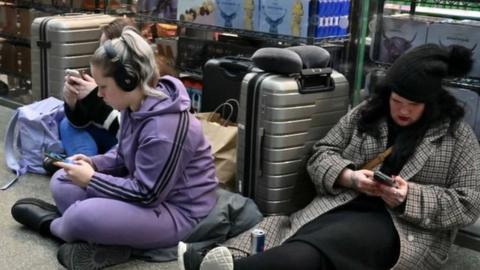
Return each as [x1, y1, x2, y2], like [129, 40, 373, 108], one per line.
[373, 171, 395, 186]
[45, 152, 66, 162]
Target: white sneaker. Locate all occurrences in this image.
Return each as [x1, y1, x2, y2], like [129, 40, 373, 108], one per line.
[178, 241, 205, 270]
[178, 241, 188, 270]
[199, 246, 234, 270]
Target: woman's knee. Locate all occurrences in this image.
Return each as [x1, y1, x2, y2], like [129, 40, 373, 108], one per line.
[50, 170, 87, 213]
[54, 200, 99, 241]
[50, 169, 69, 194]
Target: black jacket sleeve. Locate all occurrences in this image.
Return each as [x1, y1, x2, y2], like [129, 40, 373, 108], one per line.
[64, 87, 120, 136]
[64, 92, 92, 128]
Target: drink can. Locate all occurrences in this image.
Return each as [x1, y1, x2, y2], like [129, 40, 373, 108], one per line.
[250, 228, 265, 255]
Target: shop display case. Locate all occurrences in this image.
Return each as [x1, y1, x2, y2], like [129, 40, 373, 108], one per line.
[0, 0, 363, 108]
[362, 0, 480, 104]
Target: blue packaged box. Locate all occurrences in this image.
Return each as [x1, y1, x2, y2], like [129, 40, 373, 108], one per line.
[316, 0, 350, 38]
[215, 0, 259, 31]
[258, 0, 311, 37]
[177, 0, 215, 26]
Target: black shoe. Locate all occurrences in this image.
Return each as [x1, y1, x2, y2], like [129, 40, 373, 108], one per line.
[178, 241, 204, 270]
[57, 242, 132, 270]
[11, 198, 60, 236]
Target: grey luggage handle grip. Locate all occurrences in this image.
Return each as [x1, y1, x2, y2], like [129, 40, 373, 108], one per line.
[299, 68, 335, 94]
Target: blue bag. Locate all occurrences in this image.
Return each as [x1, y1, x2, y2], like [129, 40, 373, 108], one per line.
[3, 97, 65, 190]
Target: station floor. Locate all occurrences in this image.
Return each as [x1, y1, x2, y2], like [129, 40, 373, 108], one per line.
[0, 104, 479, 270]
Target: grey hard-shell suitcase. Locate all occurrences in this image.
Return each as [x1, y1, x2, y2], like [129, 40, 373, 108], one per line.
[236, 68, 350, 215]
[445, 84, 480, 138]
[31, 14, 115, 100]
[444, 83, 480, 252]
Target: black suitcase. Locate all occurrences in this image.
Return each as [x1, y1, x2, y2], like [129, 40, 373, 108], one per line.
[202, 57, 258, 120]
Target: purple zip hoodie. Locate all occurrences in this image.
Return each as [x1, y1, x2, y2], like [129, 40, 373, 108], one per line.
[87, 76, 218, 219]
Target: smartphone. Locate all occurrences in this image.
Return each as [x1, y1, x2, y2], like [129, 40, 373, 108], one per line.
[373, 171, 395, 186]
[44, 152, 67, 163]
[65, 69, 82, 78]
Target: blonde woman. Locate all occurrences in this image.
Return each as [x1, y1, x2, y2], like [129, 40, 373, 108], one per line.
[12, 27, 218, 269]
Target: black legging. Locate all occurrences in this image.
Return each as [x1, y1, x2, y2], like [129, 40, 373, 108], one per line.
[234, 241, 333, 270]
[234, 196, 399, 270]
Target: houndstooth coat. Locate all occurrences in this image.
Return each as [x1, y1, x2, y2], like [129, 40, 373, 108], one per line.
[224, 104, 480, 270]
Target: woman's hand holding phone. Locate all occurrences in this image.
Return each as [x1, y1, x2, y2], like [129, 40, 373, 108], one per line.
[374, 173, 409, 208]
[64, 69, 97, 100]
[54, 154, 95, 188]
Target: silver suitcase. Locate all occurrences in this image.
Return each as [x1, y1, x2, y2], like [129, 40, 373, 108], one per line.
[31, 14, 115, 100]
[236, 68, 350, 215]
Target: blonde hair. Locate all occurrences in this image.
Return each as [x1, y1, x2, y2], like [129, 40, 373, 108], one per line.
[91, 26, 164, 99]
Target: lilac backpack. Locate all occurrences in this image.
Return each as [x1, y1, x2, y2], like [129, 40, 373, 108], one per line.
[3, 97, 65, 190]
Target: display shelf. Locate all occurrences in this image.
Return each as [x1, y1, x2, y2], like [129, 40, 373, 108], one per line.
[387, 0, 480, 10]
[136, 15, 349, 46]
[13, 1, 66, 13]
[0, 76, 32, 108]
[385, 2, 480, 19]
[0, 33, 29, 46]
[0, 67, 30, 80]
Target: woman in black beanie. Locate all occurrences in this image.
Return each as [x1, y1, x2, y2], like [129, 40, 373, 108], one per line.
[179, 44, 480, 270]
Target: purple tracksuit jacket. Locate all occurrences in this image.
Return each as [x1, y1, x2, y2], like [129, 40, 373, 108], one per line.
[50, 76, 218, 249]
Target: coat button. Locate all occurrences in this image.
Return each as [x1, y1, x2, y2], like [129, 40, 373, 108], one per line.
[408, 235, 415, 242]
[425, 218, 431, 225]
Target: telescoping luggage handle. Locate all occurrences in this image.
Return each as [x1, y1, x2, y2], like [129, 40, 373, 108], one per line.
[298, 67, 335, 94]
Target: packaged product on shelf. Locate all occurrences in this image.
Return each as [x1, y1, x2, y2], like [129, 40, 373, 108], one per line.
[0, 5, 5, 32]
[242, 0, 259, 31]
[181, 77, 203, 112]
[177, 0, 215, 26]
[427, 20, 480, 79]
[137, 0, 178, 20]
[1, 5, 17, 36]
[16, 46, 31, 77]
[32, 0, 54, 6]
[370, 14, 436, 64]
[258, 0, 311, 37]
[337, 0, 351, 37]
[155, 36, 178, 76]
[0, 42, 16, 73]
[156, 37, 177, 60]
[140, 23, 177, 43]
[17, 8, 47, 39]
[81, 0, 121, 10]
[215, 0, 259, 31]
[154, 23, 178, 37]
[316, 0, 351, 38]
[52, 0, 70, 9]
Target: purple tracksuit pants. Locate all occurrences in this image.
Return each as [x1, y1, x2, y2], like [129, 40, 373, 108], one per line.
[49, 169, 198, 249]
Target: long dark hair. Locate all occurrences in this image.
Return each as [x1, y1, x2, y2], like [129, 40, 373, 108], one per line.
[357, 82, 465, 174]
[359, 80, 464, 136]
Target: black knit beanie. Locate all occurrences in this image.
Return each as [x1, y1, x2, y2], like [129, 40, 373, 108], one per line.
[385, 43, 474, 103]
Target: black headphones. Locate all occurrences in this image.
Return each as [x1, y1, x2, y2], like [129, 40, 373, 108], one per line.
[103, 40, 139, 92]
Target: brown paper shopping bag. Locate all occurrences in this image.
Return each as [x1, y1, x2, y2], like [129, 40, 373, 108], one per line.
[196, 104, 238, 189]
